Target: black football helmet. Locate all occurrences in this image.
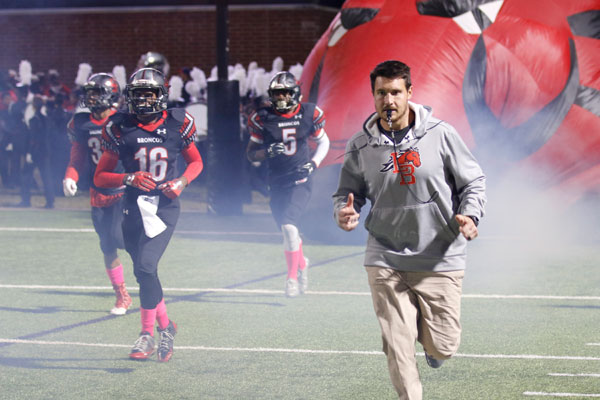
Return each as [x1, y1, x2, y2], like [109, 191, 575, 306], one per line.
[82, 73, 121, 112]
[125, 68, 168, 115]
[268, 72, 302, 113]
[137, 51, 170, 77]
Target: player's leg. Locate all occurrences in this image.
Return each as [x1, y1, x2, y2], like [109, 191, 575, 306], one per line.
[130, 196, 180, 361]
[91, 204, 131, 315]
[366, 266, 422, 400]
[270, 183, 312, 297]
[297, 239, 309, 294]
[411, 270, 464, 368]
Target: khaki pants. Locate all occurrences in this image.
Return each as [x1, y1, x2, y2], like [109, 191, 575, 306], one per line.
[366, 266, 464, 400]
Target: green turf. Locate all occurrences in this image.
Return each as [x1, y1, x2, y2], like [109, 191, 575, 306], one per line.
[1, 202, 600, 399]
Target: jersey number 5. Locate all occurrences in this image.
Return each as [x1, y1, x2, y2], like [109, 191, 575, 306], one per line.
[282, 128, 297, 155]
[134, 147, 168, 181]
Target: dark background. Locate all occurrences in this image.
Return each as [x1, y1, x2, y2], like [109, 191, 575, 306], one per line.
[0, 1, 340, 82]
[0, 0, 345, 9]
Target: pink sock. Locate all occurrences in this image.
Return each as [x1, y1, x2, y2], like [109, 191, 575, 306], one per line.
[140, 307, 157, 336]
[106, 264, 124, 286]
[285, 250, 300, 280]
[156, 299, 169, 330]
[298, 242, 306, 271]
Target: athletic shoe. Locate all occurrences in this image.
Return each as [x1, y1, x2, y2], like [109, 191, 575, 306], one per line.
[285, 278, 299, 298]
[157, 320, 177, 362]
[111, 283, 132, 315]
[129, 332, 155, 360]
[425, 352, 444, 368]
[298, 257, 309, 294]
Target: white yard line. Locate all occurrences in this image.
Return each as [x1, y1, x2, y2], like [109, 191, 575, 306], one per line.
[0, 284, 599, 301]
[548, 373, 600, 378]
[0, 226, 281, 236]
[524, 392, 600, 398]
[2, 338, 600, 361]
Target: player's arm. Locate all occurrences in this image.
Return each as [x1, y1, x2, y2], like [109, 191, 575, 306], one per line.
[63, 141, 86, 196]
[246, 111, 285, 162]
[93, 150, 127, 188]
[63, 119, 85, 196]
[247, 140, 266, 162]
[94, 150, 156, 192]
[158, 144, 203, 199]
[309, 130, 330, 168]
[298, 106, 330, 176]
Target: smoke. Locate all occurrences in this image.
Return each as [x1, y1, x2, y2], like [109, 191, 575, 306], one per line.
[478, 156, 600, 268]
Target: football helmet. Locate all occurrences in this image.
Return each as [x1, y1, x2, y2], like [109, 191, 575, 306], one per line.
[82, 73, 121, 112]
[137, 51, 170, 77]
[125, 68, 168, 115]
[268, 71, 301, 113]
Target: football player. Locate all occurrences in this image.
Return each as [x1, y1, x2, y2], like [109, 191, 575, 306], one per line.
[94, 68, 203, 362]
[63, 73, 132, 316]
[137, 51, 170, 77]
[246, 71, 330, 297]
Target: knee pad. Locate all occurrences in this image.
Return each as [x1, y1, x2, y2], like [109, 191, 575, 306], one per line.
[281, 224, 300, 252]
[134, 270, 163, 309]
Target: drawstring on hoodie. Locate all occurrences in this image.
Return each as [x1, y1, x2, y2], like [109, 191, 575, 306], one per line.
[386, 110, 398, 156]
[385, 109, 438, 205]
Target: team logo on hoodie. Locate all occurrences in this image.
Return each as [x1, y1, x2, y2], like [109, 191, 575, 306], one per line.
[381, 147, 421, 185]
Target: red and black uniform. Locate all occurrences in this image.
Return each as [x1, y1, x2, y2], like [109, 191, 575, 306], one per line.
[248, 103, 325, 226]
[66, 110, 124, 255]
[97, 108, 200, 309]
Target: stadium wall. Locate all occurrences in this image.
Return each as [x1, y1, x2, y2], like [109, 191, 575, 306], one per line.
[0, 5, 337, 82]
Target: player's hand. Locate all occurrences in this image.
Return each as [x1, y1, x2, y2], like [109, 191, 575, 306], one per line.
[455, 214, 478, 241]
[158, 177, 187, 199]
[266, 142, 286, 158]
[25, 153, 33, 164]
[124, 171, 156, 192]
[62, 178, 77, 197]
[337, 193, 360, 231]
[297, 161, 316, 179]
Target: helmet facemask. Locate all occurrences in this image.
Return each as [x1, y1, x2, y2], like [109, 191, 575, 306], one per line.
[82, 73, 120, 113]
[125, 68, 168, 115]
[268, 72, 301, 113]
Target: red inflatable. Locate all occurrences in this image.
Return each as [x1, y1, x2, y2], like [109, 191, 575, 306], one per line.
[301, 0, 600, 205]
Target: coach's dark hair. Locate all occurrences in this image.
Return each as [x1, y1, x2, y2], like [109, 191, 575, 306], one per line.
[370, 60, 412, 92]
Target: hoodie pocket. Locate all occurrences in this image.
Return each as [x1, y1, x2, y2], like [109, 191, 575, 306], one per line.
[364, 203, 459, 256]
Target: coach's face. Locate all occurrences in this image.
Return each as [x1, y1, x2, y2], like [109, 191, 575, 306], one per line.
[373, 76, 412, 131]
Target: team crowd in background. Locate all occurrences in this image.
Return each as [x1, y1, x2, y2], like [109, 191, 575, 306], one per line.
[0, 52, 301, 207]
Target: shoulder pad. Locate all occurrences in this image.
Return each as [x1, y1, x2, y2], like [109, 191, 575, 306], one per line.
[168, 107, 187, 123]
[256, 107, 271, 118]
[72, 112, 91, 126]
[108, 111, 128, 125]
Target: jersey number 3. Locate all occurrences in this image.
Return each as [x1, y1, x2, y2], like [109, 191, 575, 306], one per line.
[134, 147, 168, 181]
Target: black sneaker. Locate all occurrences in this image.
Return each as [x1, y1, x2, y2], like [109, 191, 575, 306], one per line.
[129, 331, 155, 360]
[157, 320, 177, 362]
[425, 352, 444, 368]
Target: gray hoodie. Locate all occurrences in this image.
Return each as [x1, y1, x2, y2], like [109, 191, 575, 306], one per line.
[333, 102, 486, 271]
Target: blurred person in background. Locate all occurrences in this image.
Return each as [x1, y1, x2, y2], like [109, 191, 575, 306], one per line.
[64, 73, 132, 316]
[94, 68, 203, 362]
[46, 93, 73, 195]
[246, 71, 330, 297]
[20, 95, 55, 208]
[10, 83, 31, 206]
[0, 90, 16, 188]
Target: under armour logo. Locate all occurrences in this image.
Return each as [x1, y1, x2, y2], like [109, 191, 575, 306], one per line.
[123, 208, 129, 215]
[156, 128, 167, 135]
